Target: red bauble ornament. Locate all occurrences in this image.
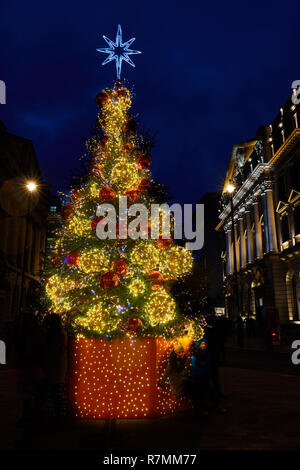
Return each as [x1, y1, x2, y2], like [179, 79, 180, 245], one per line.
[116, 87, 130, 99]
[91, 163, 103, 178]
[67, 250, 79, 266]
[112, 259, 128, 277]
[96, 91, 110, 107]
[91, 216, 104, 232]
[100, 135, 109, 148]
[61, 204, 73, 220]
[155, 235, 173, 251]
[99, 271, 119, 289]
[71, 189, 81, 202]
[148, 271, 164, 282]
[99, 187, 116, 202]
[123, 142, 134, 152]
[149, 271, 164, 290]
[125, 317, 143, 333]
[150, 282, 163, 291]
[124, 189, 139, 203]
[137, 153, 152, 170]
[115, 221, 128, 240]
[139, 221, 152, 238]
[138, 178, 151, 194]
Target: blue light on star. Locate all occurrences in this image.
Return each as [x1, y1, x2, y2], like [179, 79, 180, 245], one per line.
[97, 24, 142, 79]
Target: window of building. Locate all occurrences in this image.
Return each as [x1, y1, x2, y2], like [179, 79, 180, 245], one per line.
[261, 216, 267, 254]
[283, 115, 295, 139]
[281, 216, 290, 243]
[273, 131, 283, 153]
[277, 173, 286, 202]
[50, 206, 57, 213]
[289, 157, 300, 192]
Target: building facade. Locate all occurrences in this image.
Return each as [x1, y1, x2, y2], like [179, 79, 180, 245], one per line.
[217, 89, 300, 323]
[0, 124, 49, 335]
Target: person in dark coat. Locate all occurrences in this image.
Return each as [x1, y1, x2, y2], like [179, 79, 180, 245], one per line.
[215, 315, 228, 361]
[16, 313, 46, 426]
[158, 343, 204, 416]
[191, 338, 226, 414]
[204, 319, 228, 399]
[43, 313, 68, 429]
[248, 313, 256, 337]
[237, 315, 244, 348]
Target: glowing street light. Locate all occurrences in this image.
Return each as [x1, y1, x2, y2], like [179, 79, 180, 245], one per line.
[26, 181, 37, 192]
[226, 183, 235, 194]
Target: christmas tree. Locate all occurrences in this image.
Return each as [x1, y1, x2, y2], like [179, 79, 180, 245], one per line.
[42, 82, 209, 419]
[43, 83, 202, 341]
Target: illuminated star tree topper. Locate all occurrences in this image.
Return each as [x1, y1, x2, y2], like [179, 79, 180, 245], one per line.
[97, 24, 142, 80]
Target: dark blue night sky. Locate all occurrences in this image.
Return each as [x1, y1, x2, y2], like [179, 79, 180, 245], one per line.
[1, 0, 299, 204]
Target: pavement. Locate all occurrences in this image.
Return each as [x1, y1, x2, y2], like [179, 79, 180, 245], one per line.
[0, 342, 300, 452]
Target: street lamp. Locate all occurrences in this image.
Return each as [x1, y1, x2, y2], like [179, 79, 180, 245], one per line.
[226, 182, 240, 319]
[18, 180, 38, 317]
[26, 181, 37, 192]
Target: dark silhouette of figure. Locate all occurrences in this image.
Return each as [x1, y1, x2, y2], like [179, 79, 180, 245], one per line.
[245, 312, 256, 338]
[237, 315, 244, 348]
[158, 343, 203, 416]
[191, 338, 226, 415]
[204, 323, 225, 397]
[15, 313, 46, 426]
[245, 315, 251, 337]
[43, 313, 68, 429]
[215, 315, 229, 361]
[248, 315, 256, 337]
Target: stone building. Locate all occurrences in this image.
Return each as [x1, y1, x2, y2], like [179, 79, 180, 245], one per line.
[216, 89, 300, 323]
[0, 123, 49, 335]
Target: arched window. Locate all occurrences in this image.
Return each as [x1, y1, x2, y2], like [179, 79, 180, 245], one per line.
[281, 216, 290, 243]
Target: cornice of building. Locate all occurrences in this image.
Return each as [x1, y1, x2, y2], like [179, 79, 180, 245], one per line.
[269, 128, 300, 167]
[219, 162, 271, 222]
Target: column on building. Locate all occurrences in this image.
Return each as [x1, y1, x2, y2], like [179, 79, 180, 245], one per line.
[264, 181, 278, 252]
[245, 204, 254, 264]
[253, 197, 263, 259]
[238, 211, 247, 268]
[233, 218, 240, 270]
[225, 224, 233, 275]
[262, 187, 270, 252]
